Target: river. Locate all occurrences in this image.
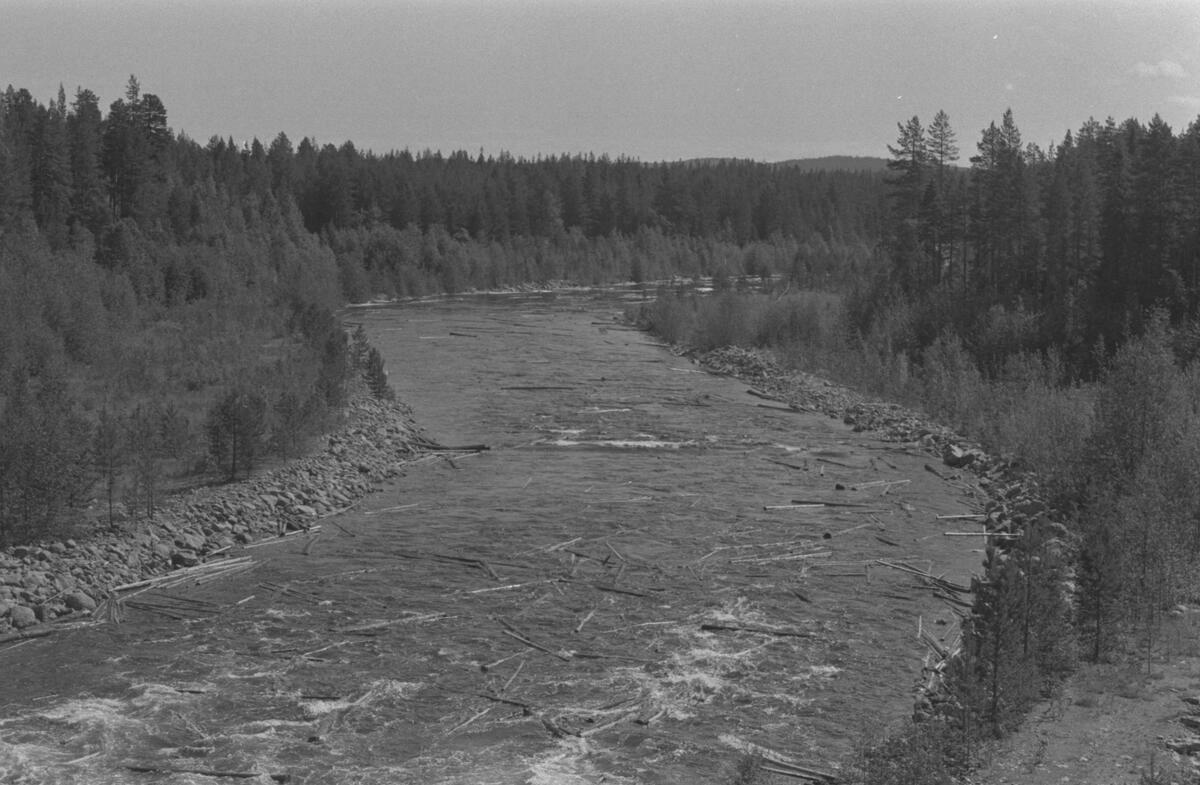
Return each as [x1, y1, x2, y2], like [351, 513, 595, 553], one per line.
[0, 289, 983, 784]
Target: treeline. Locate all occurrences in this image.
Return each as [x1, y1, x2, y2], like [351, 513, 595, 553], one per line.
[0, 78, 352, 545]
[0, 75, 889, 545]
[868, 107, 1200, 377]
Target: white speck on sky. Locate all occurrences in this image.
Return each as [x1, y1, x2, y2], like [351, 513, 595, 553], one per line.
[1, 0, 1198, 161]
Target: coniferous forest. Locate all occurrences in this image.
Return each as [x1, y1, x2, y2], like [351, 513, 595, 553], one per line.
[0, 77, 883, 545]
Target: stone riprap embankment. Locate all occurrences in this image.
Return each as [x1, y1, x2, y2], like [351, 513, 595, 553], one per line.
[0, 393, 422, 635]
[692, 345, 1073, 719]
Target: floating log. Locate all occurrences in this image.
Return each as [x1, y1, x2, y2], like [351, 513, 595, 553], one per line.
[499, 624, 572, 662]
[574, 609, 596, 633]
[0, 626, 55, 646]
[500, 385, 574, 391]
[700, 622, 813, 639]
[791, 499, 873, 508]
[852, 479, 910, 491]
[468, 579, 558, 595]
[123, 764, 264, 779]
[757, 403, 806, 414]
[589, 583, 649, 598]
[764, 504, 825, 511]
[445, 706, 492, 735]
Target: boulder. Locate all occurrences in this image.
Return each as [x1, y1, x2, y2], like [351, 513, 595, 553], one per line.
[942, 444, 980, 469]
[64, 591, 97, 613]
[171, 550, 200, 568]
[9, 604, 37, 629]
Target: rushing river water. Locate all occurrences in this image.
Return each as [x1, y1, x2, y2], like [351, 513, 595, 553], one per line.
[0, 289, 983, 784]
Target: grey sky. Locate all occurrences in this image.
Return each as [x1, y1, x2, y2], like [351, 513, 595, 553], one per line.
[3, 0, 1200, 162]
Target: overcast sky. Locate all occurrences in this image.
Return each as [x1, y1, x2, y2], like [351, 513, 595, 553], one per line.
[3, 1, 1200, 162]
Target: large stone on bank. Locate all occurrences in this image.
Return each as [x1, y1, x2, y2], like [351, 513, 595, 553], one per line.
[943, 444, 982, 469]
[171, 550, 200, 568]
[9, 604, 37, 629]
[64, 591, 97, 613]
[174, 530, 206, 552]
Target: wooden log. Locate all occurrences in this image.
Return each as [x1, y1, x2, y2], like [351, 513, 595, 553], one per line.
[590, 583, 649, 598]
[123, 764, 262, 779]
[574, 609, 596, 634]
[700, 622, 813, 639]
[759, 763, 835, 782]
[468, 579, 558, 595]
[500, 626, 572, 661]
[500, 385, 574, 391]
[764, 504, 825, 511]
[445, 706, 492, 735]
[852, 479, 910, 491]
[0, 626, 55, 646]
[791, 499, 873, 508]
[757, 403, 806, 414]
[475, 691, 535, 710]
[501, 659, 526, 693]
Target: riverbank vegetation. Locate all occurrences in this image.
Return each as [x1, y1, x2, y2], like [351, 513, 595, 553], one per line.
[636, 107, 1200, 780]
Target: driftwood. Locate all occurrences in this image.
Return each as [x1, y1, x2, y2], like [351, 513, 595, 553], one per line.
[700, 622, 813, 639]
[445, 706, 493, 735]
[763, 504, 825, 511]
[943, 531, 1021, 538]
[759, 763, 838, 782]
[757, 403, 807, 414]
[851, 479, 910, 491]
[936, 513, 987, 520]
[500, 385, 574, 391]
[875, 559, 971, 594]
[122, 764, 279, 780]
[115, 556, 256, 594]
[243, 527, 319, 550]
[498, 618, 572, 661]
[0, 626, 55, 646]
[790, 499, 873, 508]
[468, 579, 559, 595]
[501, 659, 526, 693]
[574, 609, 596, 633]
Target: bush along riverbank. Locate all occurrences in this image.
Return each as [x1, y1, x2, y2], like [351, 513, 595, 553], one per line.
[0, 386, 424, 636]
[689, 346, 1077, 783]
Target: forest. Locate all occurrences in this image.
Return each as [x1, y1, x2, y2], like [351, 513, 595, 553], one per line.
[0, 76, 885, 546]
[635, 106, 1200, 781]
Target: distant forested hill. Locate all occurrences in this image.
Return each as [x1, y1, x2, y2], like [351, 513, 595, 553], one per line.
[775, 155, 889, 172]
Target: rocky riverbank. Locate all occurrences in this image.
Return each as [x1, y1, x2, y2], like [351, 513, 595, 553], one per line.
[692, 345, 1074, 722]
[0, 392, 424, 636]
